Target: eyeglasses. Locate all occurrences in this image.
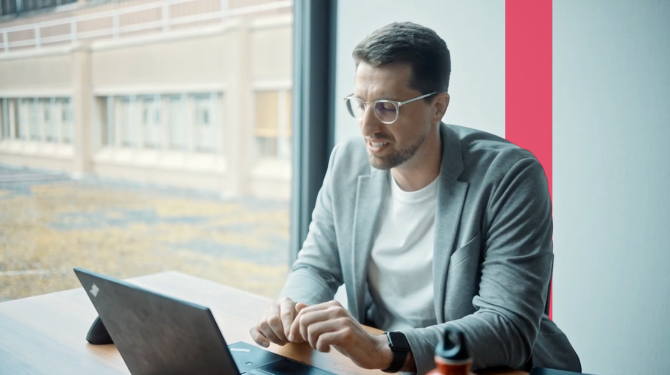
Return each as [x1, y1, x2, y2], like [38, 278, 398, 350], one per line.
[343, 92, 437, 124]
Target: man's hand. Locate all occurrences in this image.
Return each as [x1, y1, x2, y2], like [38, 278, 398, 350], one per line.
[288, 301, 393, 370]
[250, 297, 308, 347]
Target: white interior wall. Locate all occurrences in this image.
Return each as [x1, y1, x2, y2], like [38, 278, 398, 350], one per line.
[553, 1, 670, 374]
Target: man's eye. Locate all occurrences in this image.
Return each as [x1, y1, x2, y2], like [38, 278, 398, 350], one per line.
[377, 102, 396, 112]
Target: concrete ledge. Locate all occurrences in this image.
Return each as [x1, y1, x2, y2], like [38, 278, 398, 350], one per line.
[0, 151, 73, 172]
[93, 161, 228, 192]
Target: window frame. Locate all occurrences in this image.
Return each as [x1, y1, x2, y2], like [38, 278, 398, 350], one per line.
[290, 0, 338, 264]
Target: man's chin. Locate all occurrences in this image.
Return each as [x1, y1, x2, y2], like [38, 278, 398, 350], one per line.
[367, 153, 393, 170]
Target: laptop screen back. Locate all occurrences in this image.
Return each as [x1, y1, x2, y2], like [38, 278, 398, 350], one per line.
[74, 268, 240, 375]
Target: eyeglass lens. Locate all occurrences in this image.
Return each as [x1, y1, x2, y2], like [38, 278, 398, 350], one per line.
[345, 98, 398, 124]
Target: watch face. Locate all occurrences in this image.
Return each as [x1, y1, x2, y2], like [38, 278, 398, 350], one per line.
[387, 331, 410, 352]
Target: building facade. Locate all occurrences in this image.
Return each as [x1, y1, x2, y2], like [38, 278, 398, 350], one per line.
[0, 0, 293, 199]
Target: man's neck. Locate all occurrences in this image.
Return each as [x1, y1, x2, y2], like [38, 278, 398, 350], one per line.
[391, 128, 442, 192]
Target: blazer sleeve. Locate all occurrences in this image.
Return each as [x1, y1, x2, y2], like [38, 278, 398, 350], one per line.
[400, 157, 554, 374]
[278, 145, 344, 306]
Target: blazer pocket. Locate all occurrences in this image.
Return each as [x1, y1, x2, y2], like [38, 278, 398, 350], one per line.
[449, 233, 481, 269]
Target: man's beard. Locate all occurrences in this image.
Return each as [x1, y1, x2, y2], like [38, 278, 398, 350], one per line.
[367, 132, 426, 170]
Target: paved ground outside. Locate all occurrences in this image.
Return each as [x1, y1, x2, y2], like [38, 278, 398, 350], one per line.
[0, 164, 290, 302]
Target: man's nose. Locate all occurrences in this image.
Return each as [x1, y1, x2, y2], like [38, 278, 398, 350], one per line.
[359, 104, 381, 137]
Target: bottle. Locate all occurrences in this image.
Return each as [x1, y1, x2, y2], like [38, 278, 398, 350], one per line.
[426, 326, 474, 375]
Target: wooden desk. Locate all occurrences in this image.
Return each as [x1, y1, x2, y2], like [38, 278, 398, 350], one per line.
[0, 272, 526, 375]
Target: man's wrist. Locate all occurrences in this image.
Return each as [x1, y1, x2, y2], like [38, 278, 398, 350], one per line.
[374, 333, 395, 370]
[379, 331, 412, 373]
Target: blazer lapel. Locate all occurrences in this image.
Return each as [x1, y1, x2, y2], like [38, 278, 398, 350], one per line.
[350, 167, 388, 321]
[433, 124, 469, 323]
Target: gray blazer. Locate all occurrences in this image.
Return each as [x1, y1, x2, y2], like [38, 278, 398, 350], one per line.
[280, 123, 581, 374]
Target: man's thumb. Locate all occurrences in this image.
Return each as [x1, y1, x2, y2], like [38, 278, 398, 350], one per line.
[295, 302, 308, 312]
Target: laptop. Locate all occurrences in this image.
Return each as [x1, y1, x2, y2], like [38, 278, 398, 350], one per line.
[74, 268, 337, 375]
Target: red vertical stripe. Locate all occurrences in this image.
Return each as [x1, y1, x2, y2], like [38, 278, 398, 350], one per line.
[505, 0, 553, 319]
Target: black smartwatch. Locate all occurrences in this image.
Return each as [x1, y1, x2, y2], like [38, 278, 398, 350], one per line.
[382, 331, 410, 373]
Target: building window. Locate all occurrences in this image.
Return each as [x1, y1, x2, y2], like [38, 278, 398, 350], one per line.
[254, 90, 291, 160]
[0, 0, 77, 17]
[140, 95, 162, 150]
[59, 98, 74, 144]
[44, 99, 55, 143]
[166, 94, 186, 151]
[0, 97, 72, 144]
[192, 93, 220, 153]
[99, 93, 223, 154]
[117, 96, 136, 148]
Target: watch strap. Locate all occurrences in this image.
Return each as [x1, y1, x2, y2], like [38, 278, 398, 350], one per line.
[382, 331, 409, 373]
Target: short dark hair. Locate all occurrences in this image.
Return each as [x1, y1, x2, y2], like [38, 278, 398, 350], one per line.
[352, 22, 451, 96]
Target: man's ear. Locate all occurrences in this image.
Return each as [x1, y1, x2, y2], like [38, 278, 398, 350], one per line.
[433, 93, 450, 123]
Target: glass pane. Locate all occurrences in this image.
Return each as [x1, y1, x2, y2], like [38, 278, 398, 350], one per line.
[255, 91, 279, 137]
[1, 0, 294, 307]
[0, 99, 7, 139]
[117, 96, 135, 148]
[255, 91, 279, 157]
[7, 99, 18, 140]
[285, 90, 292, 137]
[141, 95, 162, 149]
[30, 99, 40, 141]
[193, 93, 216, 153]
[17, 99, 27, 140]
[167, 94, 186, 151]
[42, 99, 56, 143]
[58, 97, 73, 144]
[100, 97, 112, 147]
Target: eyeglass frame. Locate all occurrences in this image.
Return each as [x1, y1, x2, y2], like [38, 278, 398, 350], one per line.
[343, 91, 438, 124]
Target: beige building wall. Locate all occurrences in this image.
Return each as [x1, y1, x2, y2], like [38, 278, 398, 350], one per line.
[0, 50, 72, 93]
[250, 21, 291, 81]
[92, 32, 228, 86]
[0, 10, 292, 200]
[0, 47, 75, 172]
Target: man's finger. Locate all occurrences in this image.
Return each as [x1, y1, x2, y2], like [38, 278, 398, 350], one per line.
[267, 303, 288, 342]
[279, 299, 297, 338]
[290, 308, 336, 344]
[295, 302, 308, 312]
[258, 319, 284, 345]
[315, 331, 342, 353]
[249, 326, 270, 348]
[288, 301, 332, 342]
[293, 301, 329, 317]
[305, 319, 341, 350]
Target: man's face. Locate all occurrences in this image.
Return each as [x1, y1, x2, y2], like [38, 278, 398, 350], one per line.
[353, 62, 436, 170]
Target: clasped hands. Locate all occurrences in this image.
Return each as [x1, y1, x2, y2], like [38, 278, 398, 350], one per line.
[249, 297, 392, 370]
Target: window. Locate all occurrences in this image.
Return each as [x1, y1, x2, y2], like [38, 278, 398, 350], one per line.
[0, 97, 73, 144]
[254, 90, 292, 160]
[44, 99, 56, 143]
[166, 94, 187, 151]
[1, 0, 297, 305]
[0, 0, 18, 15]
[0, 98, 15, 140]
[0, 0, 77, 16]
[193, 93, 221, 154]
[58, 98, 74, 144]
[116, 96, 135, 148]
[99, 93, 222, 154]
[140, 95, 162, 150]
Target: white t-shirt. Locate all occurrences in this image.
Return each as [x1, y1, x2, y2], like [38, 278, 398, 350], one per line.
[367, 172, 438, 331]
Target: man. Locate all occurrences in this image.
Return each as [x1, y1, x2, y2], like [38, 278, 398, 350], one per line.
[250, 22, 581, 374]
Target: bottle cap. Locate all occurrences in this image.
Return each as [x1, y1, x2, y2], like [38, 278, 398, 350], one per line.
[435, 326, 470, 361]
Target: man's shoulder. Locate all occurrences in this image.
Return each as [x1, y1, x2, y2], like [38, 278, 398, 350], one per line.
[447, 124, 541, 180]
